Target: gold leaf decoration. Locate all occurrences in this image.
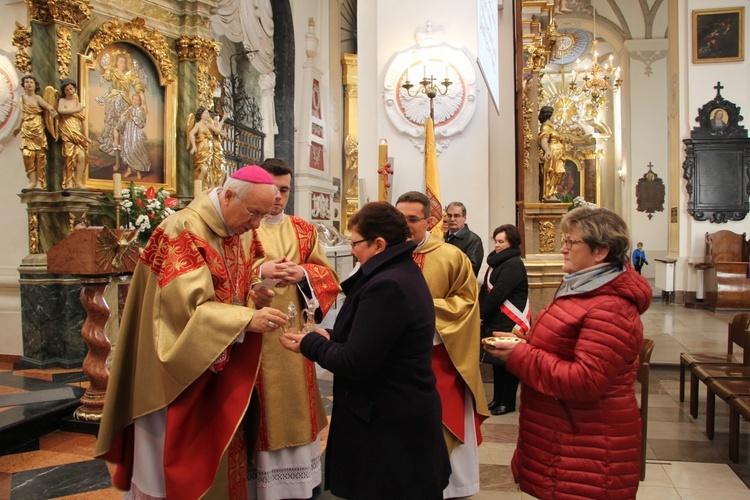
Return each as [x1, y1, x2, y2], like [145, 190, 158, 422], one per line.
[87, 17, 175, 84]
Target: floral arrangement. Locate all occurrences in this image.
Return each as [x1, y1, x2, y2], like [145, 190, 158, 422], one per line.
[105, 182, 178, 245]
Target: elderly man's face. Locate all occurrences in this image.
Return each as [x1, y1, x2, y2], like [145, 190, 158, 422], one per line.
[221, 184, 276, 235]
[445, 205, 467, 232]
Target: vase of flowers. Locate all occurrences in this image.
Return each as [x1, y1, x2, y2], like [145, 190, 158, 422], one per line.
[104, 182, 179, 246]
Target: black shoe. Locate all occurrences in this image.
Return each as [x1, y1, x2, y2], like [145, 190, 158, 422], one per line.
[488, 400, 501, 411]
[490, 405, 516, 416]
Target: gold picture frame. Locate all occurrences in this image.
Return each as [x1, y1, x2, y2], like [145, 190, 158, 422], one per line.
[693, 7, 744, 64]
[80, 18, 177, 193]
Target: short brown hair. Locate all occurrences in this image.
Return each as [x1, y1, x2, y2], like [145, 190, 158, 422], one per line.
[493, 224, 522, 248]
[561, 206, 630, 269]
[349, 202, 410, 246]
[260, 158, 292, 177]
[396, 191, 431, 218]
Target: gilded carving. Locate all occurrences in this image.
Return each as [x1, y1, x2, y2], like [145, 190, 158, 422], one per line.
[522, 80, 532, 171]
[539, 220, 556, 253]
[12, 22, 32, 74]
[56, 25, 72, 79]
[176, 36, 220, 108]
[29, 213, 39, 254]
[87, 18, 175, 84]
[525, 43, 549, 72]
[24, 0, 92, 28]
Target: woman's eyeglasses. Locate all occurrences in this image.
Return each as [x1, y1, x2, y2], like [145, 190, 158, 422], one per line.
[562, 237, 585, 250]
[348, 238, 369, 248]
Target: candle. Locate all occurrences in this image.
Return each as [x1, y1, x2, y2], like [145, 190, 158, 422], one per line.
[194, 179, 203, 198]
[112, 174, 122, 199]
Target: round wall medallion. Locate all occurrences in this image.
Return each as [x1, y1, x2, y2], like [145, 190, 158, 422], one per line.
[383, 44, 478, 152]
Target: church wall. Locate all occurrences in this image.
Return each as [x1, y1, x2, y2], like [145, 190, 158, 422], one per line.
[487, 3, 519, 255]
[358, 0, 492, 270]
[675, 0, 750, 295]
[625, 40, 669, 280]
[0, 2, 30, 356]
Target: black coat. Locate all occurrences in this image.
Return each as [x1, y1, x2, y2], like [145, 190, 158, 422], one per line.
[479, 246, 529, 335]
[300, 240, 451, 500]
[445, 224, 484, 276]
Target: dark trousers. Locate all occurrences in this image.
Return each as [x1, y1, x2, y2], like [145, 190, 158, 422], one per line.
[634, 265, 643, 275]
[492, 364, 519, 407]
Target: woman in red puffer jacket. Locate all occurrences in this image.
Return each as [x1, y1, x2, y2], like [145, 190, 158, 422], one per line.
[483, 206, 652, 499]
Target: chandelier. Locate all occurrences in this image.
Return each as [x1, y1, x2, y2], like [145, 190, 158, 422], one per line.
[568, 2, 622, 113]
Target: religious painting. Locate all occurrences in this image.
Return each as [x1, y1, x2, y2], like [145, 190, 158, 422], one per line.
[709, 108, 728, 130]
[693, 8, 744, 63]
[557, 157, 583, 201]
[79, 40, 176, 192]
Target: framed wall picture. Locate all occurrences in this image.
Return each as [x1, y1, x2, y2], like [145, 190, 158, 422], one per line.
[79, 18, 177, 193]
[693, 7, 744, 63]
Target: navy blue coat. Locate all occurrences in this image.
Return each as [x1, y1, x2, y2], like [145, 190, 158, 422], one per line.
[300, 240, 450, 500]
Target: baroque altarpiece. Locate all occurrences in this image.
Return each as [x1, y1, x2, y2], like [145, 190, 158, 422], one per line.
[12, 0, 244, 368]
[518, 1, 609, 312]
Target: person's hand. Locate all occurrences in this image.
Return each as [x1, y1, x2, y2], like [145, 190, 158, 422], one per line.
[279, 327, 329, 353]
[279, 331, 305, 353]
[248, 287, 274, 308]
[482, 334, 521, 362]
[278, 262, 304, 285]
[260, 258, 302, 285]
[247, 307, 288, 333]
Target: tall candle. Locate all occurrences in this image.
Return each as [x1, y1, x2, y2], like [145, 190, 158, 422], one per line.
[112, 174, 122, 199]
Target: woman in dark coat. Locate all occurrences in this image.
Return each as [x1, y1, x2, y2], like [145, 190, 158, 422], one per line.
[479, 224, 529, 415]
[281, 202, 450, 500]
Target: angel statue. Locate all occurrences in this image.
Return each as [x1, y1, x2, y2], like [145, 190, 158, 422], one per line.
[12, 75, 58, 190]
[209, 112, 228, 188]
[57, 79, 94, 190]
[95, 50, 148, 171]
[538, 105, 566, 201]
[187, 107, 226, 190]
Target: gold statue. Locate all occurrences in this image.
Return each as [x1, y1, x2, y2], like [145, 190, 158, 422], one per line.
[209, 112, 228, 188]
[57, 79, 93, 189]
[187, 107, 225, 189]
[13, 75, 58, 190]
[538, 106, 566, 201]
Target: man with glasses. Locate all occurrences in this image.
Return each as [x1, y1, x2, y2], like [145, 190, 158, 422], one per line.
[96, 165, 289, 499]
[444, 201, 484, 277]
[251, 158, 341, 499]
[396, 191, 488, 499]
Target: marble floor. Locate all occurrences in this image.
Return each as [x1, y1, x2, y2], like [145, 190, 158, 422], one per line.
[1, 297, 750, 499]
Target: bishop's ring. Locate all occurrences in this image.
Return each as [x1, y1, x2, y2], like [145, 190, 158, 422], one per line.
[269, 321, 276, 329]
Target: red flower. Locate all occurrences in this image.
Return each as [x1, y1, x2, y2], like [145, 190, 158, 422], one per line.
[165, 197, 178, 208]
[148, 213, 155, 219]
[136, 198, 145, 208]
[146, 187, 156, 200]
